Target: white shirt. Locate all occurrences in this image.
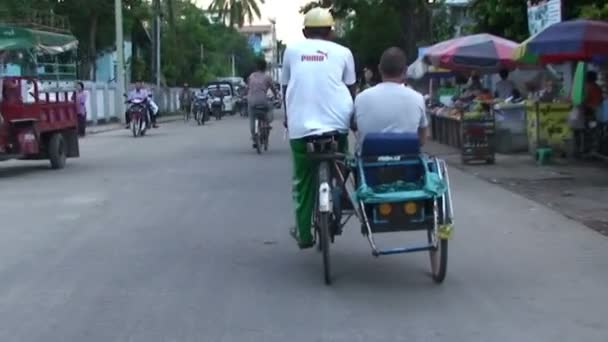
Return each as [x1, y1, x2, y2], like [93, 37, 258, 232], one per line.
[281, 39, 356, 139]
[128, 88, 150, 101]
[354, 82, 427, 147]
[495, 79, 515, 99]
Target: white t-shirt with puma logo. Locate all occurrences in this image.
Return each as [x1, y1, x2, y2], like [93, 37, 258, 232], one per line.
[281, 39, 356, 139]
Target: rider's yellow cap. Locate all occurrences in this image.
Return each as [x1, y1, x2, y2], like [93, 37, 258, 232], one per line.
[303, 7, 335, 28]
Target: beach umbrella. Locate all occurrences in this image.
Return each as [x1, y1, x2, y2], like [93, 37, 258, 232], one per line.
[514, 20, 608, 64]
[424, 34, 518, 72]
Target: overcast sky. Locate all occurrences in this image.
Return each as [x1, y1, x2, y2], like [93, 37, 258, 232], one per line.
[195, 0, 311, 43]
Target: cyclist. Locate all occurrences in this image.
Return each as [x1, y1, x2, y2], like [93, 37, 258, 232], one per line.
[281, 7, 356, 249]
[247, 58, 278, 148]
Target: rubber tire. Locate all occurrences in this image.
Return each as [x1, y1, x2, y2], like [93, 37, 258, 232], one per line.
[132, 119, 139, 137]
[318, 162, 332, 285]
[263, 126, 269, 151]
[319, 212, 332, 285]
[428, 197, 449, 284]
[49, 133, 67, 170]
[429, 234, 448, 284]
[255, 134, 262, 154]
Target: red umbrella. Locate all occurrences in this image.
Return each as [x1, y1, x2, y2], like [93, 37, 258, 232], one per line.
[424, 34, 519, 72]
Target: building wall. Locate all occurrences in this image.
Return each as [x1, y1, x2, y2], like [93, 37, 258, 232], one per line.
[95, 41, 133, 83]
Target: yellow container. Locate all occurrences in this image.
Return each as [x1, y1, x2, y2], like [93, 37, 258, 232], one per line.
[526, 101, 572, 155]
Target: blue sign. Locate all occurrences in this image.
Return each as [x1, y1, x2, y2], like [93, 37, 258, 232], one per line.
[247, 34, 262, 54]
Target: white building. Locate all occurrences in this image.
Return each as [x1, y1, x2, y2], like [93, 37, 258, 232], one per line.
[445, 0, 473, 37]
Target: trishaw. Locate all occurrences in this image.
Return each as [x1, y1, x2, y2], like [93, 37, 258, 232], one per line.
[306, 132, 454, 285]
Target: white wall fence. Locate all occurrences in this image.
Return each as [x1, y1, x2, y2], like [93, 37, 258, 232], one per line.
[76, 81, 180, 124]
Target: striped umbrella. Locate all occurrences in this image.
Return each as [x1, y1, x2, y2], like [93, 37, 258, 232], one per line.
[514, 20, 608, 64]
[424, 34, 518, 72]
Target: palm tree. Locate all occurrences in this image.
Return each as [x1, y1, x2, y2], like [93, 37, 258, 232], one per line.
[208, 0, 265, 27]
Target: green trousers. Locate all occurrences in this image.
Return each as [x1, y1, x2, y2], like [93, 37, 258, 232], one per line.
[289, 135, 348, 248]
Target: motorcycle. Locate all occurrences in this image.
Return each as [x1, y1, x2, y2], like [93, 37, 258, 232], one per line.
[210, 97, 224, 120]
[127, 98, 149, 137]
[191, 98, 209, 126]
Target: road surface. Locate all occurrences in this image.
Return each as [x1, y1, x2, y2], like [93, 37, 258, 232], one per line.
[1, 117, 607, 342]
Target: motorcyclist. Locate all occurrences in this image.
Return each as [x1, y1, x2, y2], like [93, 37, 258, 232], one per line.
[209, 84, 225, 116]
[281, 7, 356, 248]
[126, 81, 158, 128]
[192, 87, 209, 118]
[247, 58, 278, 148]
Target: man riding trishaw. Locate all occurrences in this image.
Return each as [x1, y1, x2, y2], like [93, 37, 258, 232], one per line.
[283, 8, 453, 285]
[282, 7, 357, 249]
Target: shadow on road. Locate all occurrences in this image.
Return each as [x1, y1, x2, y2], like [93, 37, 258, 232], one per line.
[0, 164, 53, 179]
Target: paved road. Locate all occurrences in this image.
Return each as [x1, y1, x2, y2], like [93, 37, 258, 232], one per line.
[1, 117, 607, 342]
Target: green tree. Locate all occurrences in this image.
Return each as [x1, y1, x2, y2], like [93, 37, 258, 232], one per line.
[469, 0, 608, 42]
[208, 0, 265, 27]
[300, 0, 437, 63]
[51, 0, 115, 79]
[160, 0, 256, 85]
[469, 0, 529, 41]
[579, 3, 608, 20]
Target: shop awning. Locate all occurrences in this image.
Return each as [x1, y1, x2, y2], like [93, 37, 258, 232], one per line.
[0, 25, 78, 54]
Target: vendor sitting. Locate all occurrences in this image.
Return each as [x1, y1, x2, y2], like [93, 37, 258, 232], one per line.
[354, 47, 428, 150]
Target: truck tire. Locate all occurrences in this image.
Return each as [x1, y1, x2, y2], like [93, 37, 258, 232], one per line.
[49, 133, 67, 169]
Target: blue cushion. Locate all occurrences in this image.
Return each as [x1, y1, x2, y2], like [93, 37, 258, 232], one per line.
[361, 132, 420, 156]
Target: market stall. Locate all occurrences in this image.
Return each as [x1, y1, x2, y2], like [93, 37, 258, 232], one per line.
[422, 34, 520, 162]
[514, 19, 608, 160]
[494, 102, 528, 153]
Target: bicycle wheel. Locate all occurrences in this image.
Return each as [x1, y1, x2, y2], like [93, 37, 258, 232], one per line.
[428, 200, 448, 283]
[263, 125, 269, 151]
[255, 119, 262, 154]
[318, 161, 332, 285]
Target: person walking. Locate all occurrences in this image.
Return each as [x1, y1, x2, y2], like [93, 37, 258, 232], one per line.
[73, 82, 87, 137]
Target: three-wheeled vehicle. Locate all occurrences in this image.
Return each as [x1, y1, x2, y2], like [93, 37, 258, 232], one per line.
[206, 81, 237, 115]
[304, 132, 454, 285]
[1, 77, 79, 169]
[0, 21, 80, 169]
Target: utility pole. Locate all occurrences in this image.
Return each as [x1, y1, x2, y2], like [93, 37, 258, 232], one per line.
[231, 53, 236, 77]
[154, 0, 161, 89]
[269, 18, 277, 81]
[114, 0, 126, 123]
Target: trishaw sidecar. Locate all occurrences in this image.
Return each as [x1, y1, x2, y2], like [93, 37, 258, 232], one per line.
[351, 133, 454, 283]
[303, 131, 455, 285]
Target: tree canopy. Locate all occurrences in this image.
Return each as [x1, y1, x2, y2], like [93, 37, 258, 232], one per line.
[0, 0, 259, 85]
[299, 0, 608, 77]
[299, 0, 451, 70]
[209, 0, 265, 27]
[469, 0, 608, 41]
